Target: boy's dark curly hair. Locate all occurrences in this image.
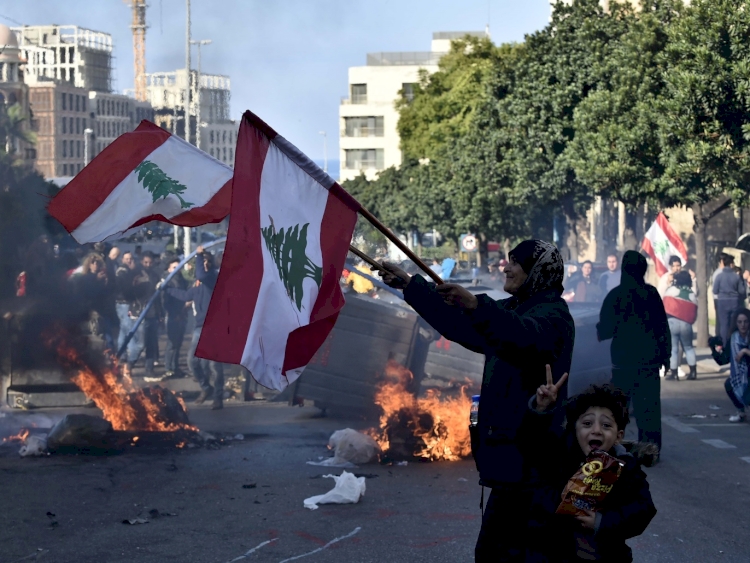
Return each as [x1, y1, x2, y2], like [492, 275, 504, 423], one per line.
[565, 384, 630, 432]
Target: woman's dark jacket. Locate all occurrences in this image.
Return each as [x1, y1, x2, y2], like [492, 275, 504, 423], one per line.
[404, 274, 575, 487]
[519, 404, 657, 562]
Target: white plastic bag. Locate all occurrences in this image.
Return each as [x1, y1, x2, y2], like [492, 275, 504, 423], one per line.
[19, 434, 48, 457]
[303, 471, 367, 510]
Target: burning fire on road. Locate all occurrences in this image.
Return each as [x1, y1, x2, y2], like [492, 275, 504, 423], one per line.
[367, 360, 472, 462]
[45, 327, 196, 434]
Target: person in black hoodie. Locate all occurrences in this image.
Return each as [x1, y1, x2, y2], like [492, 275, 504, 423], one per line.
[377, 240, 575, 562]
[597, 251, 670, 456]
[165, 247, 225, 409]
[523, 376, 657, 563]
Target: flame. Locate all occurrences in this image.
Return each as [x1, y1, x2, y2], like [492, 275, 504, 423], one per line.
[367, 360, 472, 461]
[2, 429, 30, 443]
[46, 328, 197, 433]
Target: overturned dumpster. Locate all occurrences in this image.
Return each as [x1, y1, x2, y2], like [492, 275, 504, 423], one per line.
[281, 293, 436, 418]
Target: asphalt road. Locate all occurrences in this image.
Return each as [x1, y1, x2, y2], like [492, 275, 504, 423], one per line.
[0, 356, 748, 563]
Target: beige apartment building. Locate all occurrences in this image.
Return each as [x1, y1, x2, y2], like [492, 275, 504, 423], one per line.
[339, 31, 486, 183]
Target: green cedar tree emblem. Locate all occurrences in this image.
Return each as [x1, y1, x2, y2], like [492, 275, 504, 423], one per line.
[654, 239, 670, 258]
[135, 160, 194, 209]
[261, 216, 323, 312]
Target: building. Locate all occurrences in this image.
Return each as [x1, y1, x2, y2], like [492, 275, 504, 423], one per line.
[88, 91, 154, 159]
[28, 81, 91, 178]
[339, 31, 486, 183]
[12, 25, 113, 93]
[0, 24, 35, 165]
[144, 68, 238, 167]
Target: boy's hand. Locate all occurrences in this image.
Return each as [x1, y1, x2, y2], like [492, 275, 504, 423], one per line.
[575, 509, 596, 530]
[535, 364, 569, 412]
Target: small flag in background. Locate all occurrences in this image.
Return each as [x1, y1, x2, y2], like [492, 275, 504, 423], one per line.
[48, 121, 232, 243]
[641, 212, 688, 277]
[196, 111, 360, 391]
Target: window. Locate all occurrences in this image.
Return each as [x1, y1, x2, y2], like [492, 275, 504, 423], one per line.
[344, 116, 384, 137]
[82, 97, 86, 112]
[62, 117, 66, 134]
[69, 94, 73, 110]
[210, 131, 214, 144]
[82, 119, 86, 130]
[62, 92, 66, 110]
[77, 140, 81, 158]
[344, 149, 384, 170]
[402, 83, 417, 102]
[97, 99, 100, 114]
[76, 117, 80, 134]
[229, 148, 234, 162]
[70, 117, 74, 134]
[75, 95, 79, 112]
[351, 84, 367, 104]
[223, 148, 227, 162]
[62, 140, 67, 158]
[63, 164, 68, 175]
[223, 130, 227, 144]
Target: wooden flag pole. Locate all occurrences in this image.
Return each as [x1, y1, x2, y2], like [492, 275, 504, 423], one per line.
[358, 207, 444, 285]
[348, 245, 388, 274]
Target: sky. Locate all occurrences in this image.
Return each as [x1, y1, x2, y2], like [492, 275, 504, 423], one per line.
[2, 0, 552, 167]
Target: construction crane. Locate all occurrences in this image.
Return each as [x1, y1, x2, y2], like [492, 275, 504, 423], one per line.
[126, 0, 147, 102]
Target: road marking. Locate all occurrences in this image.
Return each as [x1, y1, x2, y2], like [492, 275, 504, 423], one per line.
[687, 424, 747, 427]
[662, 416, 700, 433]
[226, 538, 278, 562]
[741, 457, 750, 464]
[277, 527, 361, 563]
[701, 439, 737, 449]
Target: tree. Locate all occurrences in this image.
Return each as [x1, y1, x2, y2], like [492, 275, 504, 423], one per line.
[396, 36, 506, 161]
[0, 102, 36, 153]
[570, 0, 682, 206]
[502, 0, 634, 258]
[655, 0, 750, 345]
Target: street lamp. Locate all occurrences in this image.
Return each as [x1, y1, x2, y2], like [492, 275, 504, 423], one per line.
[83, 128, 94, 166]
[319, 131, 327, 173]
[190, 39, 212, 149]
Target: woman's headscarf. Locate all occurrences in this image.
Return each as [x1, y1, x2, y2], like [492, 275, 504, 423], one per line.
[508, 240, 564, 301]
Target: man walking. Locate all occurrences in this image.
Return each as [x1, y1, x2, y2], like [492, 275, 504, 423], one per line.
[165, 247, 225, 409]
[714, 253, 745, 345]
[597, 251, 671, 458]
[128, 252, 162, 378]
[161, 258, 189, 379]
[115, 252, 137, 375]
[598, 253, 621, 294]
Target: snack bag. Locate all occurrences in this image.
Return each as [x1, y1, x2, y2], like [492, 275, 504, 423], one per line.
[556, 450, 625, 516]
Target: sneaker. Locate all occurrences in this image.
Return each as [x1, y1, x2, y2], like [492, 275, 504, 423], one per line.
[144, 376, 164, 383]
[729, 412, 746, 423]
[194, 387, 213, 405]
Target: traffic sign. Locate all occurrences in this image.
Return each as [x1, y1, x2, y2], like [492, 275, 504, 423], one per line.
[460, 234, 478, 252]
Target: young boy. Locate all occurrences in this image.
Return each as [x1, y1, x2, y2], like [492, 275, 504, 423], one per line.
[523, 368, 657, 562]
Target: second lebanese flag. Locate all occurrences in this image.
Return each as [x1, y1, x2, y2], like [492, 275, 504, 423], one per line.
[197, 111, 360, 391]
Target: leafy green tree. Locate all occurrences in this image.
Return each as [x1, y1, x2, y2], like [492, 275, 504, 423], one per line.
[0, 102, 36, 152]
[502, 0, 633, 257]
[397, 36, 506, 161]
[654, 0, 750, 345]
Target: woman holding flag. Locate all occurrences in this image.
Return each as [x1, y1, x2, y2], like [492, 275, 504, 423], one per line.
[377, 240, 575, 563]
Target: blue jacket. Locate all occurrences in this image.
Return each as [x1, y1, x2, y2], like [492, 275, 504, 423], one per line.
[404, 274, 575, 487]
[165, 255, 218, 328]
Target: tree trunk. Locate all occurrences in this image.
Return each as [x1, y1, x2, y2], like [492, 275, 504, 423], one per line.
[565, 210, 578, 262]
[693, 203, 709, 347]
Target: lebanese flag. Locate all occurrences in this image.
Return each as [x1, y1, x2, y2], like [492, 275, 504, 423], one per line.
[641, 212, 688, 277]
[196, 111, 360, 391]
[48, 121, 232, 243]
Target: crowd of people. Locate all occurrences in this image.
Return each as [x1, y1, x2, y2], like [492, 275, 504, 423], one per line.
[14, 237, 227, 410]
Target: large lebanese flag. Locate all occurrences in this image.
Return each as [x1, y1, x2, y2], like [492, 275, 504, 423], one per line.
[196, 111, 360, 391]
[48, 121, 232, 243]
[641, 212, 688, 277]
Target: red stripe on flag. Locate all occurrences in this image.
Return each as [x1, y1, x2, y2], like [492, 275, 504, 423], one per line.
[655, 212, 688, 261]
[195, 116, 270, 364]
[282, 191, 358, 373]
[47, 121, 171, 233]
